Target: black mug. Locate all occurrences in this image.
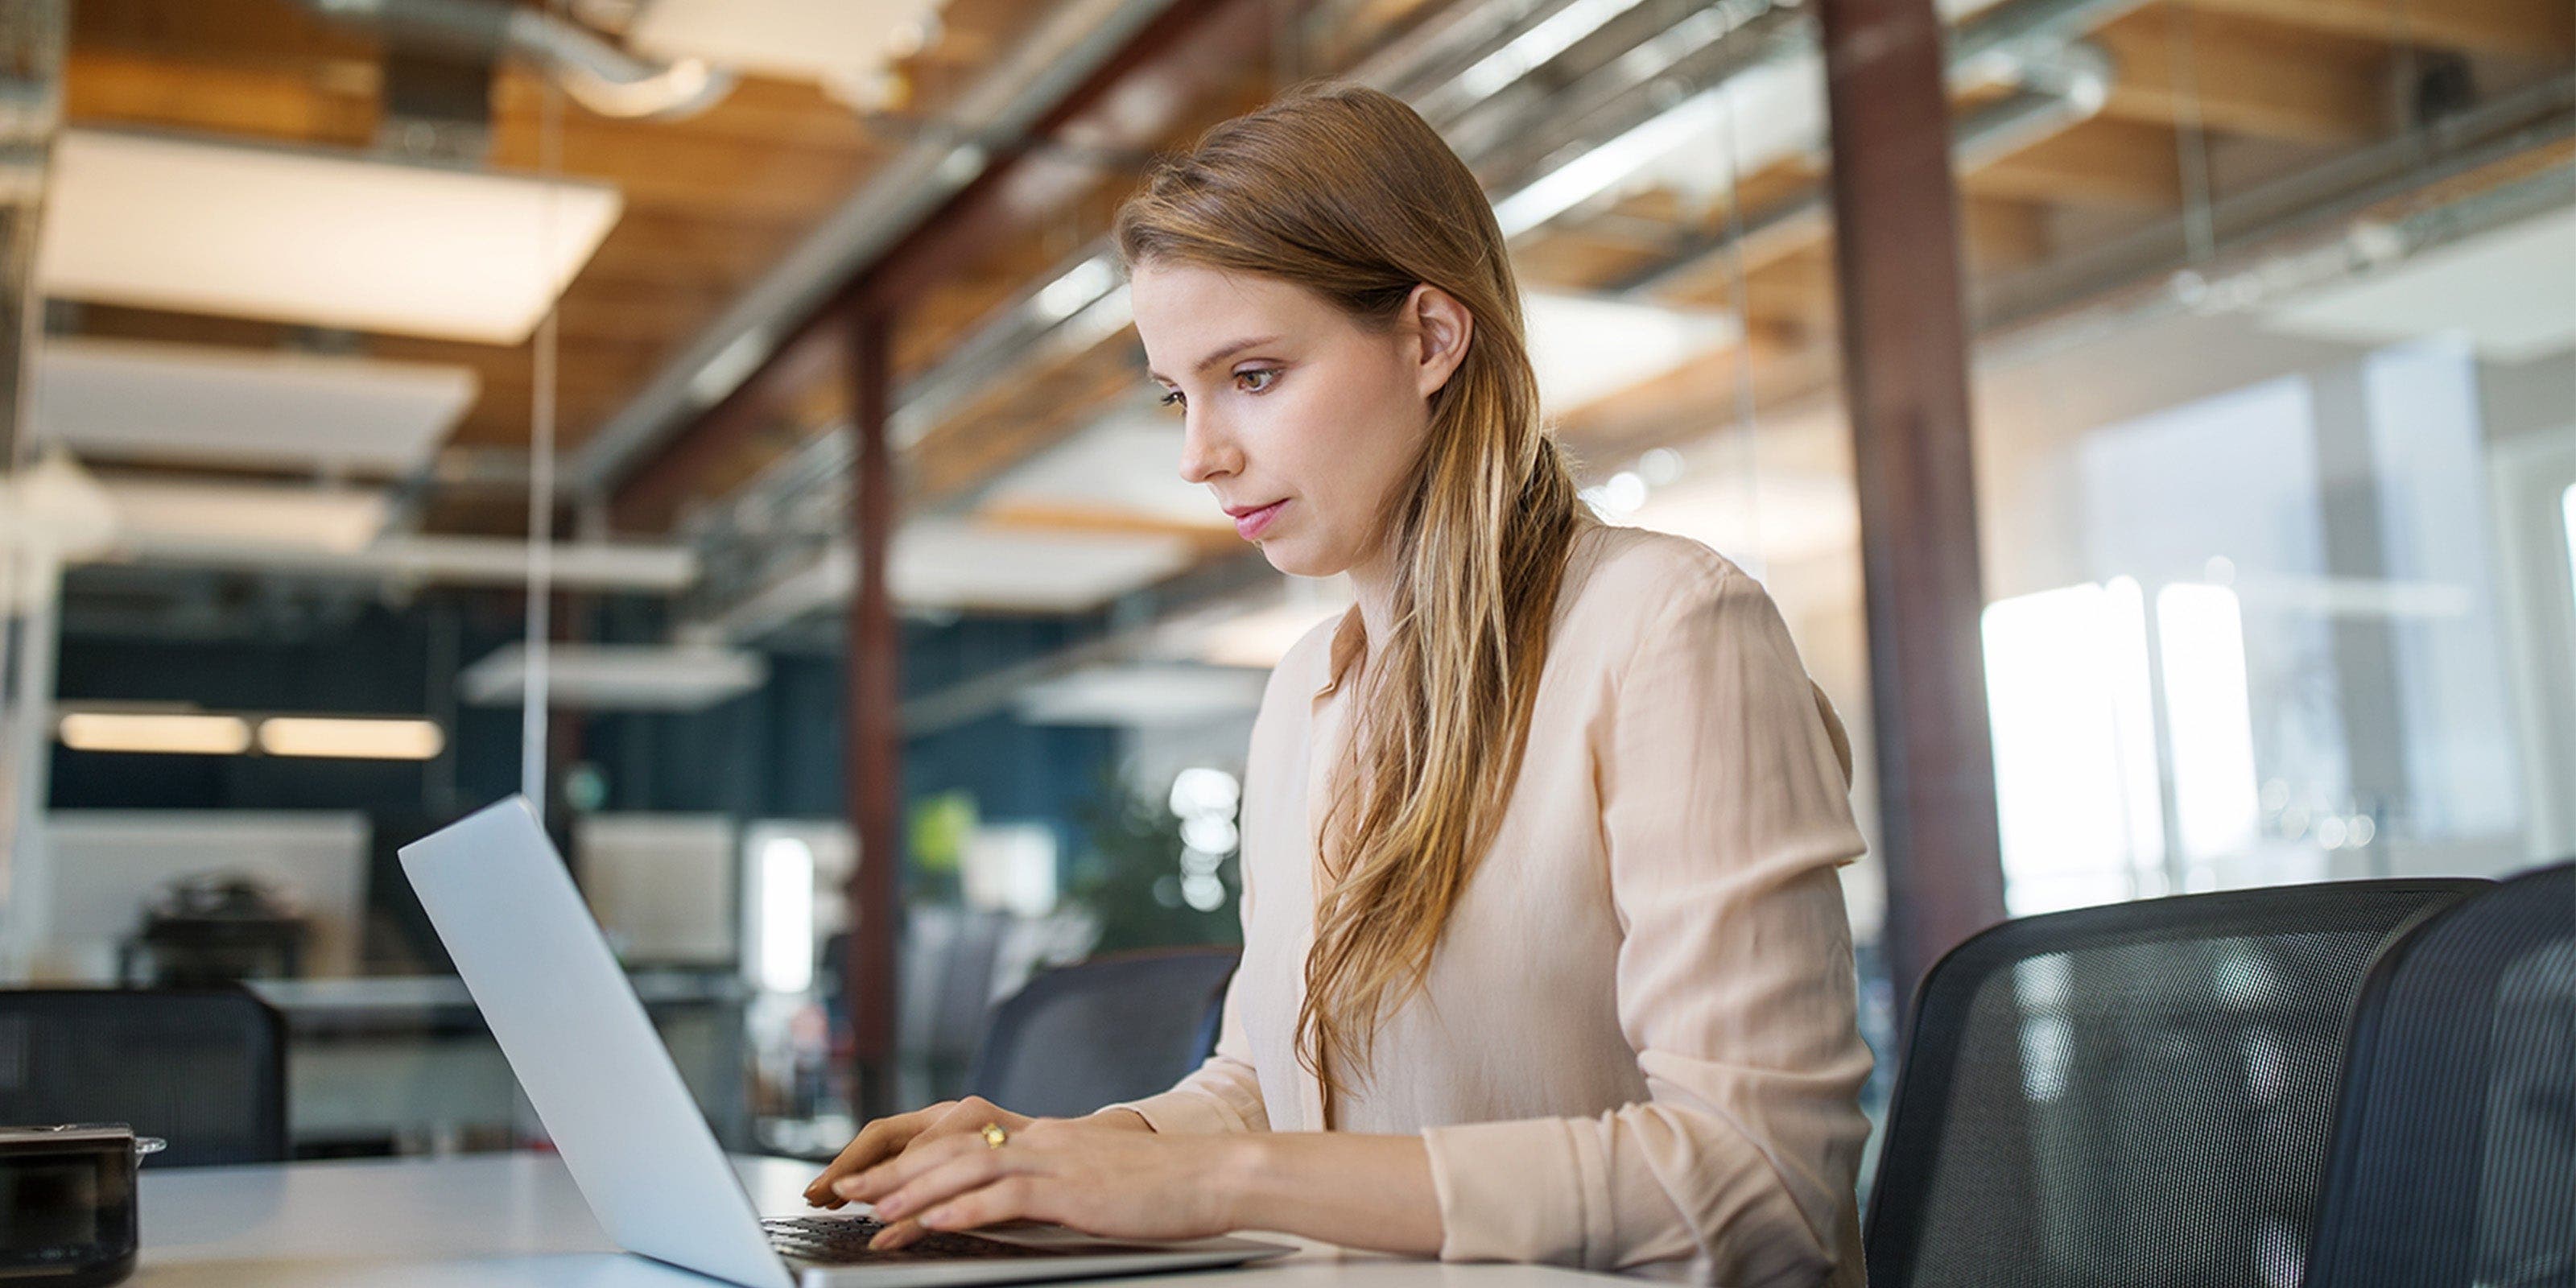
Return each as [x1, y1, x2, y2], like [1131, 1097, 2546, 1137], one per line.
[0, 1124, 164, 1287]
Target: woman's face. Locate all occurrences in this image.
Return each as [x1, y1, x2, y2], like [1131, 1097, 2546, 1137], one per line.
[1131, 261, 1469, 580]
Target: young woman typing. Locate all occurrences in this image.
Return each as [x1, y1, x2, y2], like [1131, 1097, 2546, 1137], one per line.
[804, 83, 1874, 1287]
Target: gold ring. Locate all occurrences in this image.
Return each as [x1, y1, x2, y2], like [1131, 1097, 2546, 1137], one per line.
[979, 1122, 1008, 1149]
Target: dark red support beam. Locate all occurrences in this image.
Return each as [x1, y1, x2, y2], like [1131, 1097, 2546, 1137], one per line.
[1816, 0, 2008, 1015]
[842, 308, 903, 1121]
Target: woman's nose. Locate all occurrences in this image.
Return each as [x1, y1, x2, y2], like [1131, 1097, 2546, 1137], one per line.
[1177, 412, 1239, 485]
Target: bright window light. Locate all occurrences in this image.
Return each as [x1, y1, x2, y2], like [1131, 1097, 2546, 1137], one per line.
[57, 712, 253, 755]
[2102, 577, 2167, 889]
[256, 717, 445, 760]
[1982, 584, 2160, 914]
[755, 836, 816, 995]
[2562, 483, 2576, 605]
[2156, 583, 2262, 863]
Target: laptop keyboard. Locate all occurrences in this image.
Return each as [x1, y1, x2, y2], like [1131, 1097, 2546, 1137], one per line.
[763, 1216, 1116, 1264]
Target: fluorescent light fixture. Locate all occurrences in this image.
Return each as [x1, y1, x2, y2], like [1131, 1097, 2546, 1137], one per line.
[257, 717, 446, 760]
[753, 835, 817, 994]
[1034, 257, 1117, 324]
[2265, 205, 2576, 361]
[35, 338, 476, 477]
[1459, 0, 1653, 98]
[899, 518, 1196, 613]
[58, 712, 254, 755]
[39, 130, 621, 344]
[630, 0, 945, 84]
[104, 480, 391, 555]
[2156, 583, 2261, 862]
[1492, 52, 1824, 239]
[687, 326, 777, 410]
[1523, 291, 1739, 414]
[983, 414, 1224, 527]
[1014, 663, 1269, 727]
[460, 642, 768, 711]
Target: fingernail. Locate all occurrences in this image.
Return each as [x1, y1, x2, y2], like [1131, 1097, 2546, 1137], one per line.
[832, 1178, 865, 1199]
[876, 1195, 907, 1219]
[920, 1207, 952, 1229]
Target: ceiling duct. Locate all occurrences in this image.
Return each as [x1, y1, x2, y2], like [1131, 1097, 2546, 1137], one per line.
[299, 0, 735, 123]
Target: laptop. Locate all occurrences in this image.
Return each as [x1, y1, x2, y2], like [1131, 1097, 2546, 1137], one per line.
[400, 797, 1294, 1288]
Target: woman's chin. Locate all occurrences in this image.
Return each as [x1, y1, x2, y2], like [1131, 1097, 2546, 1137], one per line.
[1257, 539, 1338, 580]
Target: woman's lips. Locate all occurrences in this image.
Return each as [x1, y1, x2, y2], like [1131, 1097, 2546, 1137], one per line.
[1233, 500, 1287, 540]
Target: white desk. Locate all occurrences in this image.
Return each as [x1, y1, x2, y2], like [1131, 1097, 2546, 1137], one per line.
[136, 1154, 1620, 1288]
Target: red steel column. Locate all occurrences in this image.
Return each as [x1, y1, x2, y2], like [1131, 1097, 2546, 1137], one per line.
[843, 307, 903, 1120]
[1816, 0, 2008, 1016]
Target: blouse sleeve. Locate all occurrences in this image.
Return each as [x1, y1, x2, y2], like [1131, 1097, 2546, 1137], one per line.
[1419, 562, 1874, 1285]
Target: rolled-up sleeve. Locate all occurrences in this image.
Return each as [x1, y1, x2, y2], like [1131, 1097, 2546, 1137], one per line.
[1422, 564, 1873, 1285]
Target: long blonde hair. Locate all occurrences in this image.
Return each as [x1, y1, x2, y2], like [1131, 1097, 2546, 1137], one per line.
[1113, 83, 1583, 1117]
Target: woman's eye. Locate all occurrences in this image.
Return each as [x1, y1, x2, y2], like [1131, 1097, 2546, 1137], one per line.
[1236, 368, 1278, 393]
[1158, 388, 1185, 410]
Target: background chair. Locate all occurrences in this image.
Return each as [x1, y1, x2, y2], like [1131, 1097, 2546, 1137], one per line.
[1863, 878, 2483, 1288]
[2304, 862, 2574, 1288]
[966, 948, 1237, 1119]
[0, 987, 288, 1166]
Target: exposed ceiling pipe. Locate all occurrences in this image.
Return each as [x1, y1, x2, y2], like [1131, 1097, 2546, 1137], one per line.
[1613, 35, 2113, 295]
[568, 0, 1184, 494]
[298, 0, 735, 121]
[683, 0, 2132, 642]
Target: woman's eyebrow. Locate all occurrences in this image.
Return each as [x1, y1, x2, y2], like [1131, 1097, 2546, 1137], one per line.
[1147, 334, 1282, 383]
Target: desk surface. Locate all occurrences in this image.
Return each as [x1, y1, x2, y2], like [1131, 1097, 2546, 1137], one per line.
[137, 1153, 1620, 1288]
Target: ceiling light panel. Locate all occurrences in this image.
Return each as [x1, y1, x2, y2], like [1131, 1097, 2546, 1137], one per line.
[103, 480, 391, 555]
[40, 130, 621, 345]
[35, 337, 476, 477]
[630, 0, 943, 84]
[459, 644, 770, 711]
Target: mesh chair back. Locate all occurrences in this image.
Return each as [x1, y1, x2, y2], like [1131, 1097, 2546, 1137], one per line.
[1864, 879, 2483, 1288]
[2306, 862, 2575, 1288]
[0, 988, 287, 1166]
[967, 949, 1237, 1119]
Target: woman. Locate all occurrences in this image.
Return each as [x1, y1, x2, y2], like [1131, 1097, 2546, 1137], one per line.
[805, 82, 1873, 1286]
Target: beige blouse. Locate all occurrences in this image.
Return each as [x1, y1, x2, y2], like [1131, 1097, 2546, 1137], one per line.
[1104, 513, 1873, 1286]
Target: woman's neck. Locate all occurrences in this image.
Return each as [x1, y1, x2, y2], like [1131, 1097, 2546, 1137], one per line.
[1348, 543, 1400, 656]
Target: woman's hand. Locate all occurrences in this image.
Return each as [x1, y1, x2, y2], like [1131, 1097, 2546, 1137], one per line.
[803, 1096, 1042, 1212]
[828, 1114, 1257, 1250]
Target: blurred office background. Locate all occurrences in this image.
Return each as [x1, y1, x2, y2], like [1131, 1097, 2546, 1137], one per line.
[0, 0, 2566, 1164]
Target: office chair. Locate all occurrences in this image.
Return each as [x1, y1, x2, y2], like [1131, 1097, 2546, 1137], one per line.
[2305, 861, 2574, 1288]
[0, 987, 289, 1166]
[1863, 878, 2483, 1288]
[966, 948, 1237, 1119]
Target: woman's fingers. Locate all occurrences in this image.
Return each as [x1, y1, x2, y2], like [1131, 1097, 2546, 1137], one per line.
[870, 1177, 1044, 1249]
[860, 1154, 1027, 1249]
[803, 1103, 954, 1206]
[837, 1131, 996, 1209]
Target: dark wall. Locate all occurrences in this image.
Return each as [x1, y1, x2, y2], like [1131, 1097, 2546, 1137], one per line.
[48, 591, 1121, 861]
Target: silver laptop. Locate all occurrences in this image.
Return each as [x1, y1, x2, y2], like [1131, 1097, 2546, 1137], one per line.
[400, 796, 1293, 1288]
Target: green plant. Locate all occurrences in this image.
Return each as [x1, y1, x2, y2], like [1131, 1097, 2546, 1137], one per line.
[1066, 763, 1242, 953]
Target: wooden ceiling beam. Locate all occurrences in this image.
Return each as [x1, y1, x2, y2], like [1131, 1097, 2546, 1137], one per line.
[1963, 118, 2183, 207]
[2177, 0, 2574, 60]
[2095, 6, 2390, 145]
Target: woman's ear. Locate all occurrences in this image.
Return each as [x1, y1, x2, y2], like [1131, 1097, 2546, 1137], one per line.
[1406, 284, 1474, 399]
